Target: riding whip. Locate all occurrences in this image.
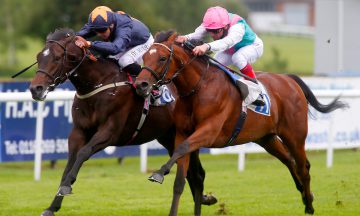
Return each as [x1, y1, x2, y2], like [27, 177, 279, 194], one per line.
[11, 61, 37, 78]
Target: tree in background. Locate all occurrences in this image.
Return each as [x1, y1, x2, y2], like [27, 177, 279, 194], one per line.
[0, 0, 249, 77]
[0, 0, 35, 68]
[24, 0, 248, 38]
[263, 47, 289, 73]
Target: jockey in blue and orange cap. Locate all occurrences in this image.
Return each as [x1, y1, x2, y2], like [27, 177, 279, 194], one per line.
[75, 6, 154, 76]
[87, 6, 114, 32]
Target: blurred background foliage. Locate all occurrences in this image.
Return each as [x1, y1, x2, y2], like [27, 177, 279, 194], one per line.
[0, 0, 313, 79]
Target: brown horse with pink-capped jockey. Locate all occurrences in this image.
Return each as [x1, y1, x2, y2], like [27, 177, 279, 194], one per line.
[135, 30, 348, 215]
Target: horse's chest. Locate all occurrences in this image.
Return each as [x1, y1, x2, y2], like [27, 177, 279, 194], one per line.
[72, 105, 102, 127]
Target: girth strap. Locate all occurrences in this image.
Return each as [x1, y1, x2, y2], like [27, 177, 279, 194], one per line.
[127, 96, 151, 144]
[226, 105, 247, 146]
[76, 79, 150, 144]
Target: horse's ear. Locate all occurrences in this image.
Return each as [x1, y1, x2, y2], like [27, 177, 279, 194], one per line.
[154, 31, 160, 39]
[168, 32, 178, 43]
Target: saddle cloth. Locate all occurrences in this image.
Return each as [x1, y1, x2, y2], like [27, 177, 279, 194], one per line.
[128, 74, 175, 107]
[151, 85, 175, 106]
[210, 60, 271, 116]
[247, 82, 271, 116]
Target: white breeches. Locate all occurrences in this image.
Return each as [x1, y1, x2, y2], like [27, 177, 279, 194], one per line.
[213, 36, 264, 70]
[111, 35, 154, 68]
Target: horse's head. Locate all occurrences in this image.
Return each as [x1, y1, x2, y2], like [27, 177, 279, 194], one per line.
[29, 28, 86, 101]
[135, 30, 193, 97]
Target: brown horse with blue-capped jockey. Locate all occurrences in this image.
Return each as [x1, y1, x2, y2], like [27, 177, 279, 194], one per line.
[25, 28, 218, 216]
[135, 30, 348, 216]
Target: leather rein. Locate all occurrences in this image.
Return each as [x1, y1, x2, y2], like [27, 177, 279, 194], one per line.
[36, 39, 129, 99]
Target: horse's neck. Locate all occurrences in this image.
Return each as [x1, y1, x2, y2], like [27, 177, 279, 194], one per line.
[70, 59, 125, 94]
[173, 60, 208, 96]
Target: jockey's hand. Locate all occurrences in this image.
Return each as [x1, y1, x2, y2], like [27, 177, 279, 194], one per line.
[175, 35, 187, 44]
[75, 36, 91, 48]
[192, 44, 210, 56]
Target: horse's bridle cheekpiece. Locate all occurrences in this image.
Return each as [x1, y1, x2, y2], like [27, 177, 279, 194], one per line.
[141, 42, 200, 92]
[36, 38, 87, 90]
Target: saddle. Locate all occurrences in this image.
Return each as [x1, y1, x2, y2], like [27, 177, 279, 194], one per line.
[209, 60, 271, 116]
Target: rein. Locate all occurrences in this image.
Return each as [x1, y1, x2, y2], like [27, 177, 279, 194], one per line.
[141, 42, 207, 97]
[141, 44, 175, 84]
[37, 38, 131, 99]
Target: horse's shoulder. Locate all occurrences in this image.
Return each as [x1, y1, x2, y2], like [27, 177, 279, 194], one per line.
[96, 57, 119, 69]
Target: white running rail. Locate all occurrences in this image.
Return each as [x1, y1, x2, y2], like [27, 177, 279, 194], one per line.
[1, 89, 360, 180]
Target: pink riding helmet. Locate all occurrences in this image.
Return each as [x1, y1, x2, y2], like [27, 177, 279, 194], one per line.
[202, 6, 230, 29]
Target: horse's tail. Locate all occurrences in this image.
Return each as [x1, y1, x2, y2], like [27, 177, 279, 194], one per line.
[287, 74, 349, 113]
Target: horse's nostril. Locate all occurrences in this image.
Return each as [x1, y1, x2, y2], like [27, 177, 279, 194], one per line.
[30, 85, 43, 95]
[140, 82, 149, 88]
[36, 86, 43, 92]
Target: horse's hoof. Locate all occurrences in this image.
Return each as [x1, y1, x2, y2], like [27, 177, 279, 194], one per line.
[40, 210, 55, 216]
[148, 172, 164, 184]
[305, 207, 315, 215]
[202, 194, 218, 206]
[56, 186, 73, 196]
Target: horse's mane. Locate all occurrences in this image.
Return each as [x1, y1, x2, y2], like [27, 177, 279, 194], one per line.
[154, 30, 177, 43]
[154, 29, 205, 49]
[45, 28, 121, 73]
[153, 30, 211, 68]
[46, 28, 75, 41]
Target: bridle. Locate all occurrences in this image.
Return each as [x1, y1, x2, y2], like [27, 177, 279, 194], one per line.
[36, 38, 87, 90]
[141, 43, 176, 86]
[141, 42, 208, 96]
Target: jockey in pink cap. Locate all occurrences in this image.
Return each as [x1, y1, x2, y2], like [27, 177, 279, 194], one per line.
[176, 6, 265, 106]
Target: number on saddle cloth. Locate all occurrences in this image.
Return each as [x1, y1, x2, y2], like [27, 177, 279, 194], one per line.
[150, 85, 175, 106]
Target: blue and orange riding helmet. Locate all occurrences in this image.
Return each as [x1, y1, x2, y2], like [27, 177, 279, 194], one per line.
[87, 6, 114, 31]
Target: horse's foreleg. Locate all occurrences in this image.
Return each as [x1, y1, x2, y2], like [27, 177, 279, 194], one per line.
[149, 120, 222, 184]
[158, 132, 216, 211]
[59, 131, 113, 196]
[41, 197, 64, 216]
[45, 156, 76, 212]
[41, 130, 85, 216]
[149, 140, 191, 184]
[169, 154, 190, 216]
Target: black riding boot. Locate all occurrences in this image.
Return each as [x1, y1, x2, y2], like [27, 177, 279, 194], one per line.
[123, 63, 142, 76]
[252, 94, 266, 106]
[251, 79, 266, 106]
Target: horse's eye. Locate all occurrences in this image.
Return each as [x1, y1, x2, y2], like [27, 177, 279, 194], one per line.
[54, 56, 62, 61]
[68, 55, 77, 61]
[159, 56, 167, 62]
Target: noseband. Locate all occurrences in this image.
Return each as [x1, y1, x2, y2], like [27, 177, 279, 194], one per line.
[36, 39, 87, 89]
